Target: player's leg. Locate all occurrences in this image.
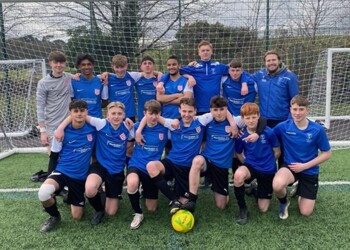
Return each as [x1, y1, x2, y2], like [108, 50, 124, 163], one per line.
[209, 162, 229, 210]
[85, 167, 104, 225]
[233, 165, 251, 225]
[142, 173, 159, 213]
[126, 168, 143, 229]
[272, 166, 295, 219]
[296, 174, 318, 217]
[256, 173, 274, 213]
[182, 155, 206, 212]
[38, 175, 61, 232]
[68, 177, 86, 220]
[104, 171, 125, 216]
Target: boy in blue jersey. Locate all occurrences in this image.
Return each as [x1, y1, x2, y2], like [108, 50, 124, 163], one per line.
[157, 55, 193, 118]
[37, 100, 96, 233]
[143, 97, 237, 214]
[135, 56, 160, 120]
[181, 96, 245, 213]
[127, 100, 169, 229]
[233, 103, 280, 225]
[71, 54, 108, 118]
[273, 95, 331, 219]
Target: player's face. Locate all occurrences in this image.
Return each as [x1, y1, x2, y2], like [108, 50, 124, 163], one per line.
[198, 45, 213, 61]
[179, 104, 196, 125]
[229, 67, 243, 81]
[167, 59, 180, 76]
[265, 54, 281, 74]
[211, 106, 227, 122]
[243, 113, 259, 130]
[70, 108, 87, 124]
[79, 59, 94, 78]
[290, 104, 309, 123]
[107, 107, 125, 127]
[49, 60, 66, 76]
[140, 60, 155, 74]
[112, 65, 128, 78]
[144, 111, 160, 126]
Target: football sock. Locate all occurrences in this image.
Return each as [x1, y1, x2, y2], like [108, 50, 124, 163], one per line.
[234, 185, 247, 209]
[278, 195, 288, 204]
[152, 174, 176, 201]
[128, 190, 143, 214]
[186, 192, 198, 202]
[88, 193, 104, 212]
[44, 203, 60, 217]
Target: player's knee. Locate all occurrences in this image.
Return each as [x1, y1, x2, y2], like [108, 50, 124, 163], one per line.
[259, 205, 269, 213]
[233, 171, 245, 185]
[299, 207, 314, 217]
[126, 177, 139, 192]
[38, 184, 55, 202]
[106, 207, 118, 216]
[85, 184, 98, 198]
[72, 211, 83, 220]
[146, 162, 158, 176]
[215, 201, 227, 210]
[192, 156, 204, 170]
[146, 205, 157, 213]
[272, 177, 284, 191]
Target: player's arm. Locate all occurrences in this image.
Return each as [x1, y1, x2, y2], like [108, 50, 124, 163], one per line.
[54, 116, 72, 142]
[226, 110, 239, 137]
[101, 85, 109, 108]
[36, 81, 49, 145]
[152, 71, 163, 82]
[48, 137, 63, 172]
[242, 116, 267, 143]
[273, 147, 281, 160]
[156, 90, 183, 104]
[182, 74, 196, 87]
[135, 116, 147, 145]
[241, 82, 248, 96]
[235, 139, 245, 163]
[289, 150, 332, 173]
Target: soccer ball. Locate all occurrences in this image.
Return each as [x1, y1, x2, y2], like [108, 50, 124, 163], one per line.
[171, 210, 195, 233]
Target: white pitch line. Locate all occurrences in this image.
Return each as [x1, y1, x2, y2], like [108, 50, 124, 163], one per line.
[1, 181, 350, 193]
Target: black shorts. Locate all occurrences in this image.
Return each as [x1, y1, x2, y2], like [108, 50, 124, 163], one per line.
[48, 171, 86, 207]
[201, 157, 229, 196]
[281, 164, 319, 200]
[127, 167, 158, 199]
[89, 162, 125, 199]
[244, 163, 274, 200]
[161, 158, 190, 199]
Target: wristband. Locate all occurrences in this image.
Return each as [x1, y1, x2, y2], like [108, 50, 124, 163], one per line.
[39, 127, 47, 133]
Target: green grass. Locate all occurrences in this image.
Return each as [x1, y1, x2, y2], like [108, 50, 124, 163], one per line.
[0, 151, 349, 249]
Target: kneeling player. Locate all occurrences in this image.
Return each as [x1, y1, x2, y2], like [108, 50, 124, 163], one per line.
[233, 103, 280, 225]
[38, 100, 95, 232]
[127, 100, 169, 229]
[273, 95, 331, 219]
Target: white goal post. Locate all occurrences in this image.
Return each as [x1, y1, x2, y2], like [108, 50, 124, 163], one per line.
[308, 48, 350, 148]
[0, 59, 47, 159]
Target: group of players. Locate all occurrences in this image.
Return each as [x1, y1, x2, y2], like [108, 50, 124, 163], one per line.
[36, 40, 331, 233]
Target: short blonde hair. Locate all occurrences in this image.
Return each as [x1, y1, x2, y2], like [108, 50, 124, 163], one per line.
[107, 101, 125, 111]
[198, 40, 213, 50]
[112, 54, 128, 67]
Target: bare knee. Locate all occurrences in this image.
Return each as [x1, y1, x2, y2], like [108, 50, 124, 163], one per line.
[146, 162, 159, 177]
[85, 185, 98, 198]
[216, 202, 227, 210]
[299, 207, 314, 217]
[71, 211, 83, 220]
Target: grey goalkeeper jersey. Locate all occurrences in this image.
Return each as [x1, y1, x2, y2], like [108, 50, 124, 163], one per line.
[36, 72, 72, 130]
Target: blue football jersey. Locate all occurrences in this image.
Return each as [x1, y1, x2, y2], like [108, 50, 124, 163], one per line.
[135, 76, 157, 120]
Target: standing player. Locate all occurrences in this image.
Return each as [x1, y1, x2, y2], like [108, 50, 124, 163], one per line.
[37, 100, 95, 233]
[233, 103, 280, 225]
[273, 95, 331, 219]
[157, 55, 193, 118]
[181, 96, 244, 212]
[36, 51, 72, 174]
[135, 56, 160, 120]
[144, 97, 237, 214]
[71, 54, 108, 118]
[126, 100, 169, 229]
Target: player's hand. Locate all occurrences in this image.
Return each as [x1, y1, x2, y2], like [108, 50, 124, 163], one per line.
[289, 162, 305, 173]
[156, 82, 165, 94]
[243, 133, 259, 143]
[100, 72, 109, 85]
[40, 132, 49, 146]
[124, 118, 134, 130]
[229, 125, 239, 138]
[241, 82, 248, 95]
[171, 119, 180, 130]
[135, 130, 145, 146]
[186, 76, 196, 88]
[188, 61, 198, 67]
[72, 73, 81, 81]
[54, 129, 65, 142]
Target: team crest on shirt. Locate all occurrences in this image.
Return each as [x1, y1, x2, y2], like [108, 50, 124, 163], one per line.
[120, 133, 126, 140]
[196, 126, 201, 133]
[225, 126, 231, 133]
[177, 85, 183, 91]
[153, 81, 158, 87]
[159, 133, 164, 140]
[95, 89, 100, 95]
[126, 80, 131, 86]
[306, 133, 313, 143]
[87, 134, 93, 142]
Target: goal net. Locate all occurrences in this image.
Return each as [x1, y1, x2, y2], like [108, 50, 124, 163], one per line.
[308, 48, 350, 148]
[0, 0, 349, 159]
[0, 59, 47, 159]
